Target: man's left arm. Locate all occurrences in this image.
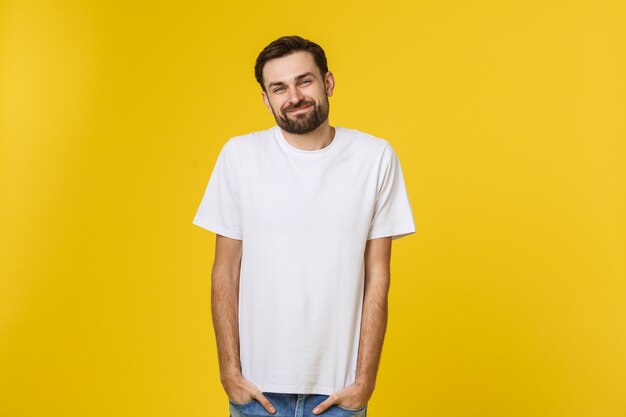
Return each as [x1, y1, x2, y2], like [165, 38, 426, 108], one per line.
[313, 236, 392, 414]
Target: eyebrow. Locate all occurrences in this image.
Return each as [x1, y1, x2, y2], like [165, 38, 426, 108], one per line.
[267, 72, 316, 89]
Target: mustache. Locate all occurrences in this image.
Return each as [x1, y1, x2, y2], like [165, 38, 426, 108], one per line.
[284, 101, 315, 113]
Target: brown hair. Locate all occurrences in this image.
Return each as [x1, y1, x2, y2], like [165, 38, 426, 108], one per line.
[255, 35, 329, 92]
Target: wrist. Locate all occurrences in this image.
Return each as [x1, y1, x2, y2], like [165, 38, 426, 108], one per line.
[220, 369, 243, 386]
[355, 378, 376, 395]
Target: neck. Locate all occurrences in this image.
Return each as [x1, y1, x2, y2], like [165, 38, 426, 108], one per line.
[280, 121, 336, 151]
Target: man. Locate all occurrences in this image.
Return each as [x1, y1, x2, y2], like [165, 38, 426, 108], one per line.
[192, 35, 416, 417]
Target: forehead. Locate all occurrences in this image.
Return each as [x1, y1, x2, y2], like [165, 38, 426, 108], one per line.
[262, 51, 321, 87]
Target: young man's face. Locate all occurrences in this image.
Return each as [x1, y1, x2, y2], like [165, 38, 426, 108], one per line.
[261, 51, 335, 134]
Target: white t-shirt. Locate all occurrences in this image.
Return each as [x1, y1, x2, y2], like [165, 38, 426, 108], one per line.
[193, 124, 415, 395]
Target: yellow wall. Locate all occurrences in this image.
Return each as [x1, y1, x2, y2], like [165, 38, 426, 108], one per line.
[1, 1, 624, 416]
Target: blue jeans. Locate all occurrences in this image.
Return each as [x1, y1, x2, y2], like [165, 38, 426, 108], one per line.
[229, 392, 368, 417]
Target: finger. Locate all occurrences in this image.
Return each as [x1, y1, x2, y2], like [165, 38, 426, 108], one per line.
[255, 393, 276, 414]
[312, 394, 337, 415]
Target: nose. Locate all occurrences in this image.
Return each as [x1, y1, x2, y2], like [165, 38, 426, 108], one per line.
[286, 88, 305, 107]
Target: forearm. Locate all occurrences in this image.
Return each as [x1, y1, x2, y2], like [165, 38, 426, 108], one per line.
[354, 271, 390, 391]
[211, 265, 242, 384]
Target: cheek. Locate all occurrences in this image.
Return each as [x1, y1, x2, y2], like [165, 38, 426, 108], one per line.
[269, 99, 284, 112]
[281, 99, 291, 108]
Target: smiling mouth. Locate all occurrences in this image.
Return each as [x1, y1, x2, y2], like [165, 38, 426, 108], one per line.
[287, 104, 312, 113]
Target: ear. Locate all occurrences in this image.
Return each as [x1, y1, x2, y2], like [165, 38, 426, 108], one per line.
[261, 91, 272, 113]
[325, 71, 335, 97]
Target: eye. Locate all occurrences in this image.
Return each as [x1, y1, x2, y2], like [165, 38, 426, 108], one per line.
[273, 87, 284, 93]
[300, 80, 311, 85]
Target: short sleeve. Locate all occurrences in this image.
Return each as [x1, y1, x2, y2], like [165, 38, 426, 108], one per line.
[367, 143, 416, 241]
[192, 139, 243, 240]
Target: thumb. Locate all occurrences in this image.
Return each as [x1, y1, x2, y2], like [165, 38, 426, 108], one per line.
[255, 392, 276, 414]
[313, 394, 338, 415]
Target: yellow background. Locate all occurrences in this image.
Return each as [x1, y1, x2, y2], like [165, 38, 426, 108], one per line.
[1, 0, 625, 416]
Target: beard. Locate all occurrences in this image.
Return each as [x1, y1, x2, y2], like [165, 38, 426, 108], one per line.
[271, 94, 330, 135]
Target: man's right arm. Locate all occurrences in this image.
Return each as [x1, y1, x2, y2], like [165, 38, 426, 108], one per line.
[211, 234, 276, 414]
[211, 234, 244, 386]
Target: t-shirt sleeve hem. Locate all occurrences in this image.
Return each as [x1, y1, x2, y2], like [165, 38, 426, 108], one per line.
[192, 216, 243, 240]
[367, 223, 416, 241]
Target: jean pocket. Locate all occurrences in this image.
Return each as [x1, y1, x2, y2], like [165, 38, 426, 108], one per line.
[228, 398, 256, 406]
[335, 403, 368, 412]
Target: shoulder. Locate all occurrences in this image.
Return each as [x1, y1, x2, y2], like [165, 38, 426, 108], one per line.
[338, 126, 392, 157]
[225, 126, 275, 151]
